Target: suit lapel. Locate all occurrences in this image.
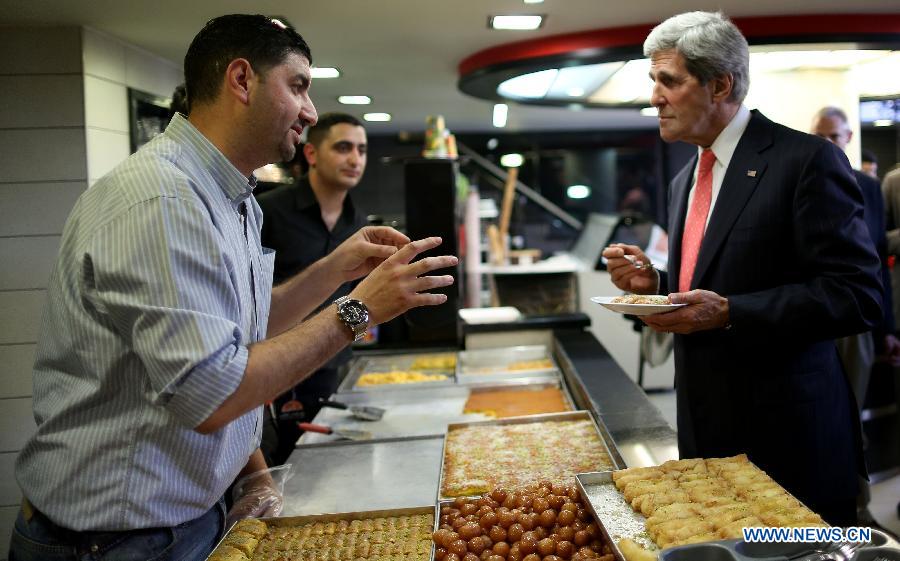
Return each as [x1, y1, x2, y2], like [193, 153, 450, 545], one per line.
[691, 111, 773, 289]
[668, 158, 696, 292]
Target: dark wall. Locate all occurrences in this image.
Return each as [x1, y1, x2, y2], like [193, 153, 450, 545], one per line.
[861, 126, 900, 180]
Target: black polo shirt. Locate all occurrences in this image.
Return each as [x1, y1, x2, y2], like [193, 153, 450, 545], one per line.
[257, 176, 368, 374]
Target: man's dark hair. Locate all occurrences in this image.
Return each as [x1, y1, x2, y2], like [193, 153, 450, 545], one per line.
[184, 14, 312, 107]
[861, 149, 877, 165]
[306, 113, 365, 147]
[169, 83, 189, 118]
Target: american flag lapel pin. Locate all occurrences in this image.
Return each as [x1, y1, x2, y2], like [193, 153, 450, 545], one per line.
[747, 170, 757, 177]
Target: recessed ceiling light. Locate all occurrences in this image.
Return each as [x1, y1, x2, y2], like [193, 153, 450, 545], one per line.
[567, 185, 591, 199]
[500, 153, 524, 167]
[874, 119, 893, 127]
[338, 95, 371, 105]
[546, 62, 624, 101]
[311, 67, 340, 78]
[593, 58, 653, 104]
[640, 107, 659, 116]
[363, 112, 391, 122]
[498, 69, 558, 99]
[490, 15, 544, 30]
[493, 104, 508, 128]
[523, 0, 544, 3]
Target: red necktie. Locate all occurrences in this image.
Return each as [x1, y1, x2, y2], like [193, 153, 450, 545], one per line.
[679, 149, 716, 293]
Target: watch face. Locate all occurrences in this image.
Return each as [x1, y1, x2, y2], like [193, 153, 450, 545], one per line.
[341, 301, 369, 325]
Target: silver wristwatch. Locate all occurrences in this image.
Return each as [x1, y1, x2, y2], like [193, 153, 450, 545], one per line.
[334, 295, 369, 342]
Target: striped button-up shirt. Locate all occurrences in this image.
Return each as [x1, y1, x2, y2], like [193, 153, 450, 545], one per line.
[16, 114, 272, 531]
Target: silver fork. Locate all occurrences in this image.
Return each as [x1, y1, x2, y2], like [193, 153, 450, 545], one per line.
[624, 254, 650, 270]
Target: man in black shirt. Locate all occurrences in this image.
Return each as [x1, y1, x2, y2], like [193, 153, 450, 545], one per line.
[257, 113, 369, 464]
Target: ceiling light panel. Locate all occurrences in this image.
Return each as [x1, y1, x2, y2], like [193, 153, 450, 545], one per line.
[311, 67, 340, 78]
[498, 69, 558, 99]
[567, 185, 591, 199]
[490, 15, 544, 30]
[545, 62, 625, 100]
[338, 95, 371, 105]
[493, 104, 508, 128]
[588, 58, 651, 104]
[750, 49, 889, 72]
[500, 153, 524, 167]
[854, 52, 900, 97]
[363, 112, 391, 122]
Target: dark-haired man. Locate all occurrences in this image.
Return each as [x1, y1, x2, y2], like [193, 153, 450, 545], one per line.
[257, 113, 369, 463]
[11, 14, 455, 561]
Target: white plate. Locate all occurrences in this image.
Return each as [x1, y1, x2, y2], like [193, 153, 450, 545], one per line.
[590, 296, 686, 316]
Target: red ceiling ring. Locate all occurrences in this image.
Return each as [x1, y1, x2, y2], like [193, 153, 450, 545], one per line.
[458, 14, 900, 107]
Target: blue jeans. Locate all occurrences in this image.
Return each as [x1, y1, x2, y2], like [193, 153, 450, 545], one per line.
[8, 499, 225, 561]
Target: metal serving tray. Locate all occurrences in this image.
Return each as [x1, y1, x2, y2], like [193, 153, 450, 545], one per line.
[460, 379, 577, 416]
[338, 352, 458, 393]
[283, 435, 444, 516]
[303, 380, 577, 445]
[299, 386, 479, 445]
[438, 410, 621, 501]
[576, 471, 653, 561]
[207, 506, 436, 561]
[456, 345, 559, 384]
[575, 471, 900, 561]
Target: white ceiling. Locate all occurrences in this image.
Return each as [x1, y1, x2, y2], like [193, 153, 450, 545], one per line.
[2, 0, 898, 133]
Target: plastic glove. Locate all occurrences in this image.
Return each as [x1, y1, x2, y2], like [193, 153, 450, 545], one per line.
[225, 467, 286, 529]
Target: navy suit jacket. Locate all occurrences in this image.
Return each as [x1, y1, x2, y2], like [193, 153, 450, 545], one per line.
[659, 110, 882, 511]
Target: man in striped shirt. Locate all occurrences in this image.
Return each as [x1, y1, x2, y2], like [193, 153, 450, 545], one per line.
[10, 14, 456, 561]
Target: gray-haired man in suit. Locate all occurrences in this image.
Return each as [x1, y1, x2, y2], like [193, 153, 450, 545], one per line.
[603, 11, 881, 526]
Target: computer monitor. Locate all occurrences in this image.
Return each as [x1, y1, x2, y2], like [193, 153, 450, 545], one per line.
[570, 213, 619, 266]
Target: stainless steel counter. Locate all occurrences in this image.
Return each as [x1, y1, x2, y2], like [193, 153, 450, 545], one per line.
[553, 329, 679, 468]
[282, 328, 678, 514]
[282, 435, 443, 516]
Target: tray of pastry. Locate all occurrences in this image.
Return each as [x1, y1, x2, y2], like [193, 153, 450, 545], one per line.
[575, 454, 829, 561]
[461, 380, 576, 419]
[456, 345, 560, 384]
[432, 483, 616, 561]
[439, 411, 619, 500]
[337, 352, 458, 392]
[207, 506, 435, 561]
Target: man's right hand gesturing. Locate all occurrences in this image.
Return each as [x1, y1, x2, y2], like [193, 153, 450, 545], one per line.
[350, 236, 458, 326]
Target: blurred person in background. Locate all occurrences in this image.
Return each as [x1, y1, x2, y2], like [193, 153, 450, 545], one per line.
[169, 82, 189, 119]
[861, 149, 878, 179]
[885, 166, 900, 324]
[811, 106, 900, 527]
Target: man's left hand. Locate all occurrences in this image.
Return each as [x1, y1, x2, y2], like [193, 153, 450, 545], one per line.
[328, 226, 411, 282]
[225, 469, 284, 529]
[642, 289, 729, 334]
